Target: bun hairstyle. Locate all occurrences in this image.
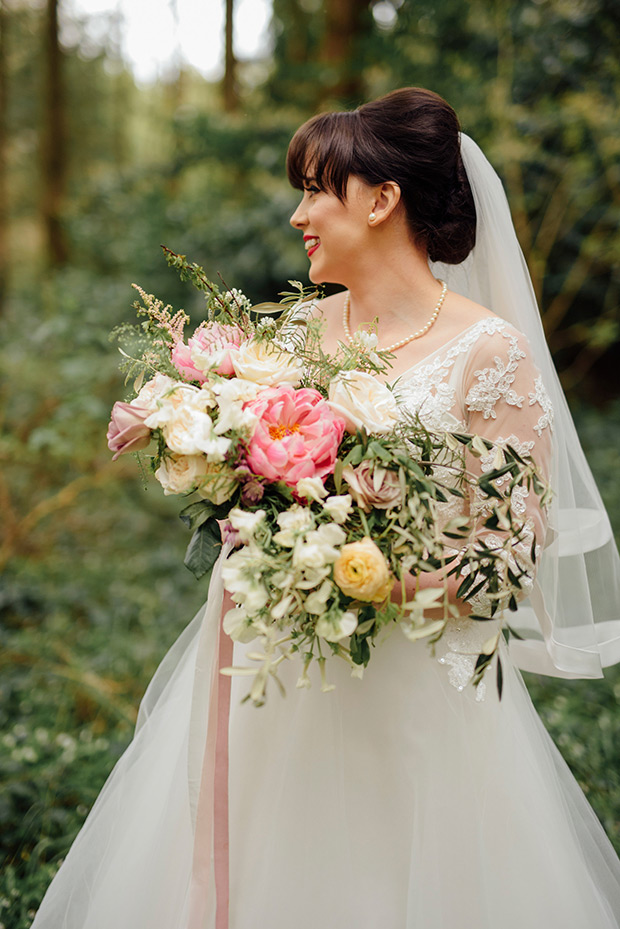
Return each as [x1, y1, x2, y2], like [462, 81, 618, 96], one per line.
[287, 88, 476, 265]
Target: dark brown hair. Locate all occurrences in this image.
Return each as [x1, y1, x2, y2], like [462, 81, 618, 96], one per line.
[286, 88, 476, 265]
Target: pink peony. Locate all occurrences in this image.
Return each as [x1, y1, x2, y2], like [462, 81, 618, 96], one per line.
[171, 322, 244, 383]
[107, 401, 151, 460]
[244, 386, 345, 487]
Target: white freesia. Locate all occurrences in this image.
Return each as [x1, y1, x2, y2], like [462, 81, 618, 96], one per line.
[223, 606, 258, 643]
[273, 505, 314, 548]
[315, 610, 358, 642]
[155, 454, 210, 495]
[322, 494, 353, 524]
[327, 370, 400, 435]
[232, 340, 304, 386]
[296, 477, 328, 503]
[228, 507, 266, 544]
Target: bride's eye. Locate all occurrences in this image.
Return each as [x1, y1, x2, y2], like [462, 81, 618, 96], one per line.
[304, 184, 321, 195]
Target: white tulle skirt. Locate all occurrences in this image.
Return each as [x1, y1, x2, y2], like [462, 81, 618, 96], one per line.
[32, 553, 620, 929]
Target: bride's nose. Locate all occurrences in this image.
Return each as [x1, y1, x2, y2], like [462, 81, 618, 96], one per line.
[290, 198, 307, 229]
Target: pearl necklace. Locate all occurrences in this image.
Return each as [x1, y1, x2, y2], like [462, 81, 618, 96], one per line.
[342, 280, 447, 352]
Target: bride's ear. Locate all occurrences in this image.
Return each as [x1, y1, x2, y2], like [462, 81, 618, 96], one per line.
[368, 181, 401, 226]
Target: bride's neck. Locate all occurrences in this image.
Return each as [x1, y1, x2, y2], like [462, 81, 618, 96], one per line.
[344, 244, 441, 332]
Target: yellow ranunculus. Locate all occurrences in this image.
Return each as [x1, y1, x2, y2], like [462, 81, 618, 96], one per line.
[333, 537, 392, 603]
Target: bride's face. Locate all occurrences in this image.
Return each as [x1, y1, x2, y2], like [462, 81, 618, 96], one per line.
[289, 175, 374, 284]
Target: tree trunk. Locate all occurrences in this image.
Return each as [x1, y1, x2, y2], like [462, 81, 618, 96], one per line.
[319, 0, 369, 102]
[42, 0, 68, 267]
[222, 0, 239, 112]
[0, 0, 9, 310]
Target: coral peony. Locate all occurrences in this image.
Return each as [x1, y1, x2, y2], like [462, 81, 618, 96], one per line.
[244, 386, 345, 487]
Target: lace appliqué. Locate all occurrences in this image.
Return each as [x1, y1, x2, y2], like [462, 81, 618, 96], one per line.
[473, 434, 535, 520]
[437, 617, 500, 702]
[528, 375, 554, 436]
[465, 330, 526, 420]
[395, 317, 506, 432]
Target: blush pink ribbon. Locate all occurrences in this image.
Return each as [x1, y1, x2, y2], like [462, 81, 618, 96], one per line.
[187, 591, 234, 929]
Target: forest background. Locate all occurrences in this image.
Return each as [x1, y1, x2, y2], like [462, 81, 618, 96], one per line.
[1, 0, 620, 924]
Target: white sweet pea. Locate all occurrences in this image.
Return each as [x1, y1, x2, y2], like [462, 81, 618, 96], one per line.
[232, 340, 304, 386]
[144, 383, 204, 429]
[304, 579, 334, 614]
[292, 524, 346, 571]
[315, 610, 358, 642]
[223, 606, 258, 643]
[296, 477, 328, 503]
[322, 494, 353, 524]
[273, 505, 314, 548]
[221, 552, 269, 613]
[328, 370, 400, 435]
[228, 507, 266, 544]
[212, 378, 261, 435]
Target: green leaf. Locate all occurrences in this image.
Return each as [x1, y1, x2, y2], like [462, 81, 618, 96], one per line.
[496, 655, 504, 700]
[184, 517, 222, 579]
[349, 633, 371, 667]
[179, 500, 217, 532]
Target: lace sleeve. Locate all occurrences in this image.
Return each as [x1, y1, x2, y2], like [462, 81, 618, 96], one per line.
[461, 323, 554, 617]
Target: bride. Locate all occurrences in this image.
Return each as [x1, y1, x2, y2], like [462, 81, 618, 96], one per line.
[32, 88, 620, 928]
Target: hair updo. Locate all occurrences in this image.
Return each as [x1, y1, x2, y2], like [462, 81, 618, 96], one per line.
[287, 88, 476, 265]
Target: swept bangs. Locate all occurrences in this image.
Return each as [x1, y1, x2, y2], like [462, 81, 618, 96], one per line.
[286, 111, 359, 200]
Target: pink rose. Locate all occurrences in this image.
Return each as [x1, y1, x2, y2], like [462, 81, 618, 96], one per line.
[342, 461, 403, 513]
[107, 401, 151, 460]
[171, 323, 245, 383]
[244, 386, 345, 487]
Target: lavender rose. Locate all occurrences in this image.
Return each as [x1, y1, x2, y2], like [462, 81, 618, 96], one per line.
[107, 402, 151, 460]
[342, 461, 403, 513]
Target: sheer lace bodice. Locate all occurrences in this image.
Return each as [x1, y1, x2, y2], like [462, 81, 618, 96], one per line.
[393, 317, 555, 695]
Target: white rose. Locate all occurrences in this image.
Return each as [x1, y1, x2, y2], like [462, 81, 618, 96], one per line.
[315, 610, 358, 642]
[322, 494, 353, 524]
[155, 454, 209, 495]
[327, 370, 400, 435]
[232, 340, 304, 386]
[228, 507, 266, 544]
[135, 373, 179, 412]
[296, 477, 328, 503]
[223, 606, 258, 643]
[196, 462, 238, 505]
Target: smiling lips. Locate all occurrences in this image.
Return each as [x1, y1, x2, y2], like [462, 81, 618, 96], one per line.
[304, 235, 320, 257]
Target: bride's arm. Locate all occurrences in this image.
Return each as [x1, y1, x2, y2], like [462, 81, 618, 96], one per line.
[394, 325, 553, 618]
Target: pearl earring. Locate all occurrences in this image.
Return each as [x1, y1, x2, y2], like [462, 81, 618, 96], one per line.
[368, 212, 376, 222]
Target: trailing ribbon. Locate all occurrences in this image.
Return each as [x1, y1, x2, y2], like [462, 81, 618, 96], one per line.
[186, 552, 233, 929]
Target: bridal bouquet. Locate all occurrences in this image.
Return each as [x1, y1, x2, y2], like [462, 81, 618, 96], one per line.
[107, 248, 549, 704]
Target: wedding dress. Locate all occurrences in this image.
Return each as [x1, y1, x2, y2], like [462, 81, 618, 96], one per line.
[31, 137, 620, 928]
[31, 316, 620, 929]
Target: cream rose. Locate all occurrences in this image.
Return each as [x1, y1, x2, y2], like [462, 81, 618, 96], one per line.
[231, 340, 304, 386]
[155, 454, 211, 495]
[333, 537, 392, 602]
[327, 370, 400, 435]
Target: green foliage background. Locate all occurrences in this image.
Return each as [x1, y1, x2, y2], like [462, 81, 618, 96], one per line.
[1, 0, 620, 924]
